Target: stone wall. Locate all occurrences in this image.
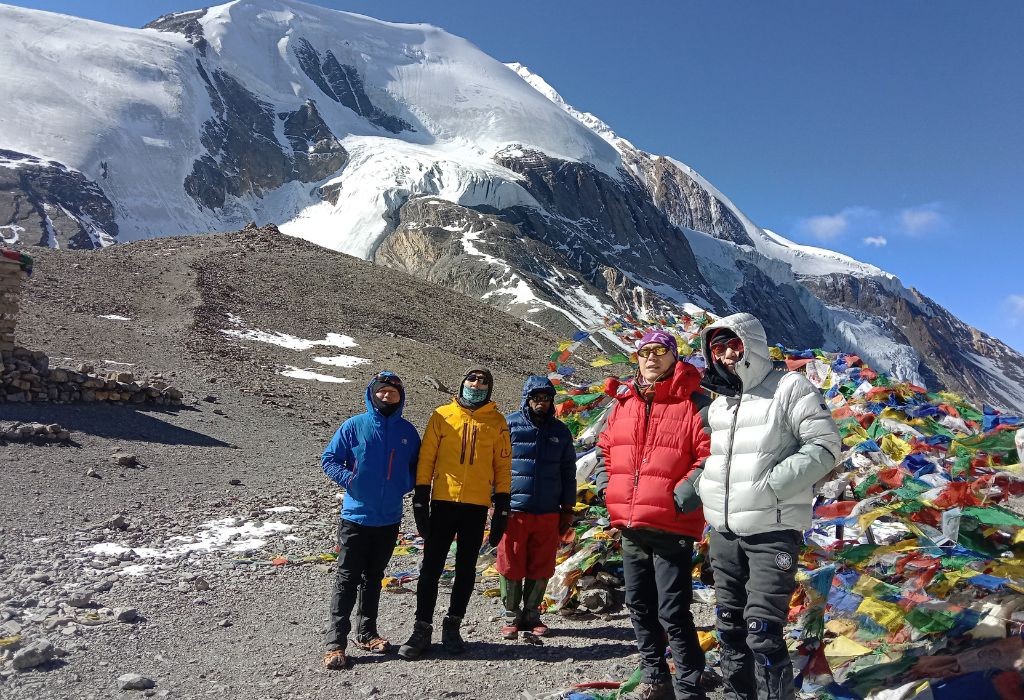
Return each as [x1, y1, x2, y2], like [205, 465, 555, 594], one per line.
[0, 256, 24, 352]
[1, 348, 183, 405]
[0, 250, 183, 407]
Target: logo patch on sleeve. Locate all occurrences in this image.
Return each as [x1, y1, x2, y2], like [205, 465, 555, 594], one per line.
[775, 552, 794, 571]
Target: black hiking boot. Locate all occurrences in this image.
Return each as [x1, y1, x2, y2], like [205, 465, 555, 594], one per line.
[441, 615, 466, 654]
[397, 620, 432, 660]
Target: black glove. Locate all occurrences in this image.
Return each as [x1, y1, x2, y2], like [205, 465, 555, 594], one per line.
[412, 485, 431, 538]
[673, 468, 704, 514]
[487, 493, 511, 547]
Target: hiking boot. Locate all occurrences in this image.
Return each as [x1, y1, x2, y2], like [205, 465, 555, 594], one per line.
[322, 649, 349, 670]
[622, 681, 673, 700]
[441, 614, 466, 654]
[397, 621, 432, 660]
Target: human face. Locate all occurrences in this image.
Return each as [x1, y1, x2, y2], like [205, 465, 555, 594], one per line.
[638, 343, 675, 382]
[528, 392, 554, 413]
[710, 337, 744, 374]
[465, 372, 490, 387]
[374, 385, 401, 405]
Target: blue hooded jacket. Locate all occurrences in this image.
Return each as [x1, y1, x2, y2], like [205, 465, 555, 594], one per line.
[321, 373, 421, 526]
[504, 376, 577, 514]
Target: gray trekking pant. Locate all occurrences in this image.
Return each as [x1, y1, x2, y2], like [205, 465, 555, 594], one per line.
[707, 527, 801, 700]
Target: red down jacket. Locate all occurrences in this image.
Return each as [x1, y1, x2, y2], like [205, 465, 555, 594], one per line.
[597, 361, 710, 538]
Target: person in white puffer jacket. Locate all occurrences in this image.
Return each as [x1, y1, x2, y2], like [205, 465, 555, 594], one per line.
[685, 313, 840, 700]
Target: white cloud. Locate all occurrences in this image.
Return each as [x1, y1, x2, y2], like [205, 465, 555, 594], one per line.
[863, 236, 887, 247]
[796, 206, 877, 242]
[800, 214, 848, 240]
[898, 205, 945, 235]
[1005, 295, 1024, 327]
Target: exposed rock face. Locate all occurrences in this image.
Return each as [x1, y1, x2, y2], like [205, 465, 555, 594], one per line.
[0, 151, 118, 249]
[292, 38, 413, 134]
[623, 149, 753, 247]
[493, 147, 724, 312]
[802, 274, 1024, 410]
[376, 196, 614, 337]
[185, 65, 348, 211]
[144, 9, 209, 55]
[281, 100, 349, 182]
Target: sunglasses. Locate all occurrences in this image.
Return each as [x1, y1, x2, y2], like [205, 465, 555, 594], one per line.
[637, 345, 672, 359]
[709, 337, 744, 358]
[528, 393, 554, 403]
[375, 372, 403, 389]
[465, 373, 491, 385]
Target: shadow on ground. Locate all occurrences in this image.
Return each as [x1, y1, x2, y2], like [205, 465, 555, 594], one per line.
[0, 403, 228, 446]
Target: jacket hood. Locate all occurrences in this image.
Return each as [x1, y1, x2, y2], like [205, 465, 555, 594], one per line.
[604, 358, 702, 403]
[699, 313, 773, 392]
[520, 375, 556, 417]
[364, 373, 405, 419]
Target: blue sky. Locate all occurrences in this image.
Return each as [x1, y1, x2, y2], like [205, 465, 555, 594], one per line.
[12, 1, 1024, 351]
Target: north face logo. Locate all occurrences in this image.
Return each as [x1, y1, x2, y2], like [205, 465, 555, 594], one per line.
[548, 436, 560, 444]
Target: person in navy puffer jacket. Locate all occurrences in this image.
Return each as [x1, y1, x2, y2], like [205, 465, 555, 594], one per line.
[321, 371, 420, 670]
[496, 376, 577, 639]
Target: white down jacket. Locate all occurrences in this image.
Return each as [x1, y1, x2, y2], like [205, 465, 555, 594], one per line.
[696, 313, 841, 536]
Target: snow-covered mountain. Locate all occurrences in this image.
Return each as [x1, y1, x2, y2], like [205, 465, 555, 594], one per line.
[1, 0, 1022, 411]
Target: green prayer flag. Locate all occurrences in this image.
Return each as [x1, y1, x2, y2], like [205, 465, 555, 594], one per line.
[962, 505, 1024, 528]
[905, 606, 956, 634]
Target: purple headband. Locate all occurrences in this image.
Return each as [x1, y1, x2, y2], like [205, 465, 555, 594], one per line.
[636, 330, 678, 358]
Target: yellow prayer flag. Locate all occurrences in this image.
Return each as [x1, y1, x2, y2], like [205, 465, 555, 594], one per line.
[879, 434, 912, 463]
[590, 357, 613, 368]
[855, 598, 906, 633]
[824, 635, 874, 661]
[857, 504, 900, 532]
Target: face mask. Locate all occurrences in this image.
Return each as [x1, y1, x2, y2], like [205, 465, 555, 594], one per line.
[462, 385, 488, 404]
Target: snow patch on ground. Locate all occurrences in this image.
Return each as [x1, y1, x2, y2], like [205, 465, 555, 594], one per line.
[279, 366, 352, 383]
[84, 517, 293, 574]
[220, 326, 357, 350]
[97, 314, 131, 321]
[312, 354, 370, 368]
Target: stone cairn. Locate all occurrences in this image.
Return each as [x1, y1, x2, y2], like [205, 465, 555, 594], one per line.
[0, 250, 183, 412]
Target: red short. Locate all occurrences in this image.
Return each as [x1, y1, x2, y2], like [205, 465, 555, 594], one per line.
[496, 511, 561, 580]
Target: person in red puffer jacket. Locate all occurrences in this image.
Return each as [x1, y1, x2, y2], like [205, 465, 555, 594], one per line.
[597, 329, 710, 700]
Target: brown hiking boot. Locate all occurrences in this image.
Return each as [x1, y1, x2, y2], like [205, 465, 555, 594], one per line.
[322, 649, 349, 670]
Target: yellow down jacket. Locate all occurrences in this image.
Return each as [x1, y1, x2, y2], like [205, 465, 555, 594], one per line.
[416, 399, 512, 507]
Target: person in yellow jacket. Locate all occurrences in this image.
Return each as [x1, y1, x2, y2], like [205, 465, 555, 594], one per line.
[398, 366, 512, 660]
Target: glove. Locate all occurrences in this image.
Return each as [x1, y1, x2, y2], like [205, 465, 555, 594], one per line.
[673, 468, 704, 514]
[558, 508, 574, 536]
[412, 485, 431, 538]
[487, 493, 511, 547]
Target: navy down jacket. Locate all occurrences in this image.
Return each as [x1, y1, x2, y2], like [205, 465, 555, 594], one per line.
[505, 376, 577, 514]
[321, 373, 421, 526]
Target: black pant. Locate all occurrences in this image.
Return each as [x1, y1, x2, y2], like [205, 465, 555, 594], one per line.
[325, 519, 400, 650]
[621, 528, 707, 700]
[415, 500, 488, 622]
[708, 527, 801, 700]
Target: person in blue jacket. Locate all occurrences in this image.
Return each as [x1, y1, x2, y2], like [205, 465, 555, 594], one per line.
[321, 371, 420, 670]
[496, 376, 577, 639]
